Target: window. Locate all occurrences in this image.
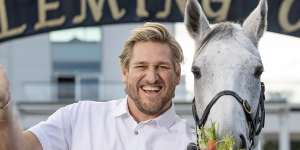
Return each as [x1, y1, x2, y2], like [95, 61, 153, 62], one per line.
[50, 27, 101, 42]
[50, 27, 102, 101]
[57, 76, 75, 101]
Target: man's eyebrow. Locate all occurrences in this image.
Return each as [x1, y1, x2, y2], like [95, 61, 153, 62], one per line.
[158, 61, 172, 65]
[132, 61, 148, 65]
[133, 61, 172, 65]
[132, 61, 172, 65]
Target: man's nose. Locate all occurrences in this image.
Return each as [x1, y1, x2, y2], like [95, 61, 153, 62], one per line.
[144, 69, 159, 83]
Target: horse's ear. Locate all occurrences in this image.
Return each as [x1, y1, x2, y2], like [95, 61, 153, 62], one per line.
[184, 0, 211, 41]
[242, 0, 268, 46]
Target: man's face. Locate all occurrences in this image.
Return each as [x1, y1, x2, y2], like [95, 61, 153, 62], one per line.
[122, 41, 181, 116]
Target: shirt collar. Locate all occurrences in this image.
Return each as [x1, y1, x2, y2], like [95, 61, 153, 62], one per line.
[152, 103, 177, 128]
[112, 97, 129, 117]
[112, 97, 178, 129]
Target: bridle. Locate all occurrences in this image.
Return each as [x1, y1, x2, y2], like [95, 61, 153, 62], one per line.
[188, 82, 265, 150]
[187, 29, 266, 150]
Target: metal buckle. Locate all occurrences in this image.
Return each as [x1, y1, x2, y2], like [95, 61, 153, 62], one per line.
[243, 100, 252, 114]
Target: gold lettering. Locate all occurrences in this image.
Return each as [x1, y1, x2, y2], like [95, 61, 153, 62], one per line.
[175, 0, 187, 16]
[0, 0, 26, 39]
[137, 0, 149, 17]
[34, 0, 66, 30]
[139, 0, 186, 19]
[138, 0, 186, 19]
[73, 0, 105, 24]
[73, 0, 88, 24]
[279, 0, 300, 32]
[156, 0, 171, 18]
[202, 0, 231, 22]
[109, 0, 125, 20]
[73, 0, 124, 24]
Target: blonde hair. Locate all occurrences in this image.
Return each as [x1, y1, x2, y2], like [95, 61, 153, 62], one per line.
[119, 22, 184, 69]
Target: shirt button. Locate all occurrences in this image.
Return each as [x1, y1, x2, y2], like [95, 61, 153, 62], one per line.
[134, 130, 139, 135]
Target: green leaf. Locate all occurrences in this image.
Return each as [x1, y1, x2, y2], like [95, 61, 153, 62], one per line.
[196, 122, 244, 150]
[217, 135, 235, 150]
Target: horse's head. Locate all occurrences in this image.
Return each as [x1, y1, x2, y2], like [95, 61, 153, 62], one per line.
[184, 0, 267, 149]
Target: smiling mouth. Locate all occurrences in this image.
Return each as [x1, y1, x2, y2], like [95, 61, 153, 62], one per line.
[141, 85, 162, 94]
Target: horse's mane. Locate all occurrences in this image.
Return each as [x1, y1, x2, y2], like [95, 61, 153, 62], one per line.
[198, 22, 237, 50]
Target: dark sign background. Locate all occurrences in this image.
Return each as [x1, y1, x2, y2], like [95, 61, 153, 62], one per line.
[1, 0, 300, 42]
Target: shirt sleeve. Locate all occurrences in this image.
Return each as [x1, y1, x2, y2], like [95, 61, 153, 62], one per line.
[28, 103, 77, 150]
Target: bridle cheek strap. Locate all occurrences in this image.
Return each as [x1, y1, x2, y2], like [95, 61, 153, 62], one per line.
[190, 82, 265, 150]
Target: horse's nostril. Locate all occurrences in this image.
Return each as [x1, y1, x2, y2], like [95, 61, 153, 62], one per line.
[187, 143, 198, 150]
[239, 134, 247, 149]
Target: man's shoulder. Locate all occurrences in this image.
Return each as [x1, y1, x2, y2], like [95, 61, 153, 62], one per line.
[77, 98, 124, 107]
[173, 115, 193, 129]
[61, 98, 126, 115]
[173, 117, 196, 140]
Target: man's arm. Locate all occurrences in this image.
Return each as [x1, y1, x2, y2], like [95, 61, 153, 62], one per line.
[23, 131, 43, 150]
[0, 65, 42, 150]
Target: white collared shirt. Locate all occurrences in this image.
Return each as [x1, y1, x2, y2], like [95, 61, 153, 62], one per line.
[29, 98, 195, 150]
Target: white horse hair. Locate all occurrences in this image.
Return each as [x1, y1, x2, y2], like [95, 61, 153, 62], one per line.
[184, 0, 267, 149]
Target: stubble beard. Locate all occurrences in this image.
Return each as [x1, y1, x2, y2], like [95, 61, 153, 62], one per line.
[125, 83, 176, 116]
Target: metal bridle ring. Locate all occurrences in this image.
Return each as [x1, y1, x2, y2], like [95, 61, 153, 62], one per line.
[243, 100, 252, 114]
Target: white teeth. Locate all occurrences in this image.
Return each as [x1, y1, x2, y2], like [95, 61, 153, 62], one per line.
[142, 86, 161, 91]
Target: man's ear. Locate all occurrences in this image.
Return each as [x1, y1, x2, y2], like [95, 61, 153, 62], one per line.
[175, 64, 181, 85]
[121, 67, 129, 83]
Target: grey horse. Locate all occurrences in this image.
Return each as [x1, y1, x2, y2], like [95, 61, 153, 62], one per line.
[184, 0, 267, 149]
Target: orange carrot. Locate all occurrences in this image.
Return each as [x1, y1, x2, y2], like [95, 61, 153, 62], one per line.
[207, 139, 217, 150]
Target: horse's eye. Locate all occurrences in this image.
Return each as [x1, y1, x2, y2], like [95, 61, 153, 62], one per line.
[191, 66, 201, 79]
[254, 66, 264, 78]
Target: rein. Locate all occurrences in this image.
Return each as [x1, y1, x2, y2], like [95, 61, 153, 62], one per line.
[188, 82, 265, 150]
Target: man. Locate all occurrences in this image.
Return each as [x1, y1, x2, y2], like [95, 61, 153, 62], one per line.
[0, 23, 195, 150]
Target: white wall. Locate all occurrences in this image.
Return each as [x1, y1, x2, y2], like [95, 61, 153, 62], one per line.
[0, 34, 52, 102]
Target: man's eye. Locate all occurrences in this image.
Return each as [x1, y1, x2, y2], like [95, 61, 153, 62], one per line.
[134, 65, 145, 69]
[160, 65, 170, 69]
